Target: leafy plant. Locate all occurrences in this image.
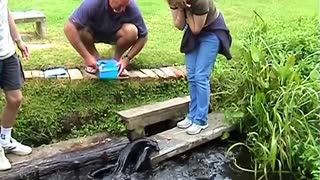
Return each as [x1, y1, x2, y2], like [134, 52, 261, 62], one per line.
[226, 14, 320, 180]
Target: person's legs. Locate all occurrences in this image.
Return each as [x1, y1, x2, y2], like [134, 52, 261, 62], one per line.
[78, 28, 101, 74]
[177, 47, 199, 129]
[79, 27, 100, 59]
[0, 54, 32, 156]
[0, 60, 11, 171]
[113, 23, 138, 60]
[187, 33, 220, 135]
[1, 89, 22, 137]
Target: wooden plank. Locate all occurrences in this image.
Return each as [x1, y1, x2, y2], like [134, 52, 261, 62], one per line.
[0, 133, 128, 180]
[36, 20, 46, 38]
[168, 66, 185, 78]
[152, 69, 169, 79]
[12, 10, 46, 22]
[67, 68, 83, 80]
[12, 10, 47, 37]
[175, 65, 187, 76]
[56, 73, 70, 79]
[23, 70, 32, 79]
[150, 112, 235, 165]
[117, 96, 190, 130]
[116, 69, 130, 80]
[118, 96, 190, 120]
[31, 70, 44, 78]
[160, 67, 176, 78]
[127, 70, 148, 79]
[127, 71, 140, 79]
[140, 69, 159, 79]
[82, 70, 98, 79]
[117, 76, 129, 80]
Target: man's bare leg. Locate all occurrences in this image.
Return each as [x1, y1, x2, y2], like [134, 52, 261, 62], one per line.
[1, 90, 21, 144]
[113, 23, 138, 60]
[0, 90, 21, 171]
[77, 29, 101, 73]
[1, 90, 22, 130]
[79, 28, 100, 59]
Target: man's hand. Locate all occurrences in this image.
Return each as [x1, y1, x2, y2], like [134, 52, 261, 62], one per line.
[16, 40, 29, 59]
[84, 55, 98, 73]
[117, 56, 130, 76]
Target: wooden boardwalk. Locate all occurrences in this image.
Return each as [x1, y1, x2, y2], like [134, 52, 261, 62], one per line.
[23, 65, 187, 81]
[150, 112, 234, 164]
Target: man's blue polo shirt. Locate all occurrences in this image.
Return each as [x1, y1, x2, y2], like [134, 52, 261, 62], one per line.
[70, 0, 148, 39]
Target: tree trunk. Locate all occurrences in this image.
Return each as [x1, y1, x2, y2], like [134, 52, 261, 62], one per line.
[0, 136, 129, 180]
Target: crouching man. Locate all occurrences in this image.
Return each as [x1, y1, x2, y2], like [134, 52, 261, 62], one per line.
[64, 0, 148, 76]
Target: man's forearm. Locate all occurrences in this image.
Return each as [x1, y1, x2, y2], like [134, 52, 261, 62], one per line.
[64, 20, 92, 60]
[8, 9, 21, 43]
[126, 36, 147, 60]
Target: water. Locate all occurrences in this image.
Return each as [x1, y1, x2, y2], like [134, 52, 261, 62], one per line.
[50, 132, 296, 180]
[128, 141, 246, 180]
[120, 133, 295, 180]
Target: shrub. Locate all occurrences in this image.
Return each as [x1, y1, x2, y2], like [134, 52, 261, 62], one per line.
[226, 14, 319, 179]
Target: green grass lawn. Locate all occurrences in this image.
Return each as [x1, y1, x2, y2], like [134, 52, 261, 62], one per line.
[9, 0, 317, 70]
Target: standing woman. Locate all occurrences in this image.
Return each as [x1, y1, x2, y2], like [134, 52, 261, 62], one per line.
[167, 0, 232, 135]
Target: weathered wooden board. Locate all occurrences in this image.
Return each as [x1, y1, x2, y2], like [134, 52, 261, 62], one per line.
[140, 69, 159, 79]
[160, 67, 176, 78]
[67, 68, 83, 80]
[12, 10, 46, 22]
[23, 70, 33, 79]
[168, 67, 185, 78]
[0, 133, 128, 180]
[31, 70, 44, 78]
[150, 112, 234, 165]
[152, 69, 169, 79]
[12, 10, 47, 37]
[127, 70, 149, 79]
[81, 69, 98, 80]
[117, 96, 190, 130]
[175, 65, 187, 76]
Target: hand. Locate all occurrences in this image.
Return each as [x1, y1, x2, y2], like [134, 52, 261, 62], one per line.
[84, 55, 98, 73]
[117, 56, 130, 76]
[16, 40, 29, 59]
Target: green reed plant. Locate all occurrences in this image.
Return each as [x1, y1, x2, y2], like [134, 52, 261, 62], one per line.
[227, 15, 320, 180]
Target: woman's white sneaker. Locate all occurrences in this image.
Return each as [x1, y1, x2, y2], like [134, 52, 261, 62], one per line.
[177, 117, 192, 129]
[0, 147, 11, 171]
[186, 123, 208, 135]
[0, 138, 32, 156]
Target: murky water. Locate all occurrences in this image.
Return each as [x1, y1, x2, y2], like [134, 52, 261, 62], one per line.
[50, 132, 295, 180]
[122, 132, 296, 180]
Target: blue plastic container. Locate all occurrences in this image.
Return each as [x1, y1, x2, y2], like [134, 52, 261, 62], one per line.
[97, 59, 119, 79]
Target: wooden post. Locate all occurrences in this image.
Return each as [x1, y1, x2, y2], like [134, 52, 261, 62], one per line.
[127, 126, 145, 141]
[36, 19, 46, 38]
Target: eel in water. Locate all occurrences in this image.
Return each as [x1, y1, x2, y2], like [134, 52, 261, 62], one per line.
[88, 138, 160, 180]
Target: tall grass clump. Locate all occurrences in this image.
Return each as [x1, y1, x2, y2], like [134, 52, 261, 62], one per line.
[227, 14, 320, 180]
